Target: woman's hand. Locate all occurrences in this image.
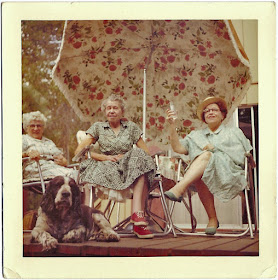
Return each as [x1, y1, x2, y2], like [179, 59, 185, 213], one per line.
[91, 152, 123, 162]
[203, 144, 215, 151]
[53, 154, 68, 166]
[166, 109, 178, 125]
[105, 154, 124, 162]
[165, 109, 188, 155]
[25, 149, 41, 161]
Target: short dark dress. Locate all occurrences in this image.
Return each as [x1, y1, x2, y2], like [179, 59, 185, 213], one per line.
[79, 120, 156, 201]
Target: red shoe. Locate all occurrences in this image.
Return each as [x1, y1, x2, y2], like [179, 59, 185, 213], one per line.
[133, 225, 154, 239]
[130, 211, 148, 226]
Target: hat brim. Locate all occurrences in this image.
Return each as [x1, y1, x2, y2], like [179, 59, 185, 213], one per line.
[197, 97, 227, 121]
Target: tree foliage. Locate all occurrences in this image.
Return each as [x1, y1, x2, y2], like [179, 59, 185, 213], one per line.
[22, 21, 90, 162]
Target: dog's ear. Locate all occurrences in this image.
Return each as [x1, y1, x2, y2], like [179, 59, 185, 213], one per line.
[40, 186, 55, 214]
[69, 178, 82, 216]
[40, 177, 60, 214]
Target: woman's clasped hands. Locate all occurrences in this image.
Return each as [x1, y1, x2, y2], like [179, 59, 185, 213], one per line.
[26, 149, 41, 161]
[105, 154, 124, 162]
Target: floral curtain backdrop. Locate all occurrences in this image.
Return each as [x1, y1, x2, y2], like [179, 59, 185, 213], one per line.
[53, 20, 251, 149]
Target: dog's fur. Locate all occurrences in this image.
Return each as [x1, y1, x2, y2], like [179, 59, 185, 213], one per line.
[31, 176, 120, 251]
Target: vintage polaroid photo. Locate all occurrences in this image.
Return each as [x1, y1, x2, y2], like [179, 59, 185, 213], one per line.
[2, 1, 276, 279]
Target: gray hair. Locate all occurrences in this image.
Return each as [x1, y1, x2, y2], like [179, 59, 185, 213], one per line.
[101, 94, 126, 112]
[23, 111, 47, 131]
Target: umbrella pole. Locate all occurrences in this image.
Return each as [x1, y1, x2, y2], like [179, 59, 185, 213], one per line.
[143, 69, 147, 141]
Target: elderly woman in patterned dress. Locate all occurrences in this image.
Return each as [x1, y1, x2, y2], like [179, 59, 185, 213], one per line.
[164, 97, 253, 235]
[75, 94, 156, 239]
[22, 111, 76, 180]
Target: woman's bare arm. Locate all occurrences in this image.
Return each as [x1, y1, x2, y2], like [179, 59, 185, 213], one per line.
[74, 137, 95, 156]
[166, 109, 188, 155]
[136, 138, 150, 155]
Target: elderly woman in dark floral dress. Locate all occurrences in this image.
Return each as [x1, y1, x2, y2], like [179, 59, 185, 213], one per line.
[75, 94, 156, 239]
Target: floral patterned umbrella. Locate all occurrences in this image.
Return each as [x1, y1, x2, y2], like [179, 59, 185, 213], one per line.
[52, 20, 251, 148]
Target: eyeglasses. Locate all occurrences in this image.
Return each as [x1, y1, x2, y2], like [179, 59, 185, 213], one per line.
[203, 108, 220, 114]
[28, 124, 44, 129]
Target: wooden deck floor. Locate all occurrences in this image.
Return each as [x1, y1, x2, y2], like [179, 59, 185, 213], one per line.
[24, 231, 259, 257]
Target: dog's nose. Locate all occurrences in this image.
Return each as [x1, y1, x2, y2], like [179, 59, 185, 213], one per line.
[62, 192, 70, 198]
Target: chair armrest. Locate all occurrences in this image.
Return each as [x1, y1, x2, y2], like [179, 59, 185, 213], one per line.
[22, 155, 54, 162]
[67, 163, 80, 169]
[150, 151, 165, 158]
[72, 146, 91, 162]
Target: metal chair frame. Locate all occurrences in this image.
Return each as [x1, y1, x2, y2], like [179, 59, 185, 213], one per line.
[83, 152, 179, 237]
[165, 153, 258, 239]
[22, 156, 53, 195]
[23, 156, 79, 194]
[23, 156, 52, 233]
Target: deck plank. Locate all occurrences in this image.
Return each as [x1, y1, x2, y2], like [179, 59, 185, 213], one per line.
[238, 242, 259, 256]
[204, 236, 259, 256]
[107, 237, 176, 257]
[170, 237, 239, 256]
[23, 232, 259, 257]
[172, 237, 237, 253]
[139, 236, 211, 256]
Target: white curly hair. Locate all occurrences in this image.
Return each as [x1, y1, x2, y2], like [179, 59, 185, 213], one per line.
[23, 111, 47, 131]
[101, 94, 126, 112]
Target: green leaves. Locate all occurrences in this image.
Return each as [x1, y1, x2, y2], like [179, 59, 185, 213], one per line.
[22, 21, 88, 162]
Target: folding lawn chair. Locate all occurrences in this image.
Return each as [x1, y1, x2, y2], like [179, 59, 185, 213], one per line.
[165, 152, 257, 239]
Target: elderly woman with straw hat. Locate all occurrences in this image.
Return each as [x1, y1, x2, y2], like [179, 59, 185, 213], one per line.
[164, 97, 253, 235]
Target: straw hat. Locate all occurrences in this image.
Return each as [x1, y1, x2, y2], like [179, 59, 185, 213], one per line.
[197, 96, 227, 121]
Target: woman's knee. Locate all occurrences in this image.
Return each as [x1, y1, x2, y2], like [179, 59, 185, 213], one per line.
[199, 151, 212, 162]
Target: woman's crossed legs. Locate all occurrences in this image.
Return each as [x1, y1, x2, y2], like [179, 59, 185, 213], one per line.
[166, 151, 218, 228]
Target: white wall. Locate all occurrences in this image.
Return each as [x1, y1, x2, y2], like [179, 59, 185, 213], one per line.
[232, 20, 258, 105]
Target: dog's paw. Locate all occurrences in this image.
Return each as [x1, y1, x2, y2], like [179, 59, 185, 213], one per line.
[42, 236, 58, 251]
[108, 231, 120, 242]
[95, 229, 120, 242]
[62, 228, 86, 243]
[31, 231, 58, 251]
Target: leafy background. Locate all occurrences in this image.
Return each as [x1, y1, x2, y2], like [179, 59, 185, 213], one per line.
[22, 21, 90, 164]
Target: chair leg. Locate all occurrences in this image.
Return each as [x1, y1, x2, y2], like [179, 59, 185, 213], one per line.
[116, 202, 121, 224]
[36, 161, 46, 193]
[144, 179, 178, 237]
[244, 188, 254, 239]
[89, 187, 93, 208]
[112, 215, 134, 236]
[149, 184, 198, 235]
[103, 200, 114, 220]
[106, 200, 116, 221]
[248, 165, 258, 233]
[187, 190, 197, 232]
[157, 180, 177, 237]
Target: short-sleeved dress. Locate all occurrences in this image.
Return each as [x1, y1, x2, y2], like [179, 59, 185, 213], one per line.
[79, 121, 156, 201]
[22, 134, 76, 180]
[180, 124, 253, 202]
